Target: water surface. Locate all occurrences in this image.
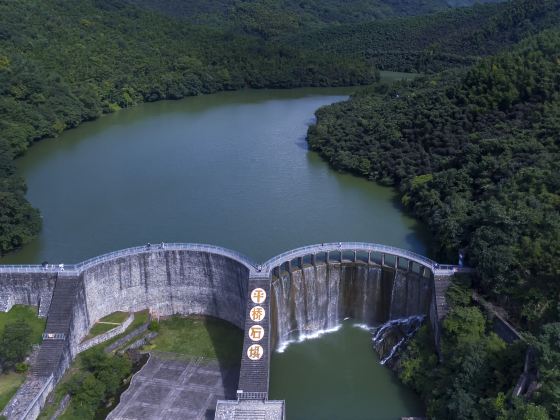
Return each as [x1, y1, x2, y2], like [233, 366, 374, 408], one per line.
[2, 87, 427, 264]
[269, 322, 424, 419]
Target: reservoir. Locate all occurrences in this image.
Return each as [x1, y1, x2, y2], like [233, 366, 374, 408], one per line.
[1, 85, 426, 418]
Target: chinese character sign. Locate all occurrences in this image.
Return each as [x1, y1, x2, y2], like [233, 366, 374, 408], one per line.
[248, 325, 264, 342]
[251, 288, 266, 304]
[247, 344, 264, 360]
[249, 306, 265, 322]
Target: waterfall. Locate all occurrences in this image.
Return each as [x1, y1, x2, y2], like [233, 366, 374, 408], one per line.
[271, 262, 431, 353]
[372, 315, 425, 366]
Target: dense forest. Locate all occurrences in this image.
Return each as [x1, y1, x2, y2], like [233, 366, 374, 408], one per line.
[292, 0, 560, 72]
[123, 0, 502, 27]
[308, 27, 560, 419]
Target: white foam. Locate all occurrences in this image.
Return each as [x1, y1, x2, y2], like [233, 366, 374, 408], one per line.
[352, 323, 376, 332]
[275, 324, 342, 353]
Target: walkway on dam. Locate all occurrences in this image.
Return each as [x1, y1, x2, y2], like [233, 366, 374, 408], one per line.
[0, 242, 469, 278]
[237, 275, 272, 398]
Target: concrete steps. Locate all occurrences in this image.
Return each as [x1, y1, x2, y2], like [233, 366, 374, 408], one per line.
[32, 276, 80, 377]
[434, 276, 451, 321]
[44, 277, 79, 334]
[238, 276, 271, 396]
[233, 409, 266, 420]
[31, 340, 66, 377]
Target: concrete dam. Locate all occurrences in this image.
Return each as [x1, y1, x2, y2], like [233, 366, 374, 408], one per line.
[0, 242, 467, 419]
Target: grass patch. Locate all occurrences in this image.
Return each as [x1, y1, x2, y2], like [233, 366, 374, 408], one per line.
[0, 305, 45, 344]
[99, 312, 128, 324]
[145, 316, 243, 366]
[0, 371, 25, 411]
[83, 310, 148, 345]
[84, 323, 118, 340]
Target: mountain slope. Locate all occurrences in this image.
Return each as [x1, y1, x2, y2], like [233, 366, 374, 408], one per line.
[291, 0, 560, 72]
[123, 0, 503, 27]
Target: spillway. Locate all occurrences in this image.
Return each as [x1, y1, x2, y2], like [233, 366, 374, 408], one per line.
[270, 261, 433, 351]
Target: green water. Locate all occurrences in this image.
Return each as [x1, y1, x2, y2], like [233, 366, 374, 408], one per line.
[269, 322, 424, 419]
[1, 85, 426, 418]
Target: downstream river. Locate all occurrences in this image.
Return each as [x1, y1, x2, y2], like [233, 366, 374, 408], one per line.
[2, 85, 426, 418]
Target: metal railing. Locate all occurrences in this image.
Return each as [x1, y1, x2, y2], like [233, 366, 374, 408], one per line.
[0, 242, 472, 277]
[42, 332, 65, 340]
[262, 242, 438, 272]
[237, 391, 268, 401]
[0, 243, 258, 274]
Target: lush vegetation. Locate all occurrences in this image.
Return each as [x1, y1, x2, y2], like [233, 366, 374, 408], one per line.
[291, 0, 560, 72]
[309, 29, 560, 328]
[0, 306, 44, 371]
[399, 279, 543, 419]
[0, 306, 44, 410]
[0, 305, 45, 345]
[308, 26, 560, 418]
[124, 0, 502, 28]
[0, 372, 25, 412]
[37, 310, 150, 419]
[145, 316, 243, 366]
[60, 349, 133, 419]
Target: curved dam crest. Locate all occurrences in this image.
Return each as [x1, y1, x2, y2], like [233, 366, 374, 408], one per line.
[0, 242, 466, 420]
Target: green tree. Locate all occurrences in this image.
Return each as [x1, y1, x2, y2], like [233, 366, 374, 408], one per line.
[0, 319, 33, 369]
[533, 323, 560, 418]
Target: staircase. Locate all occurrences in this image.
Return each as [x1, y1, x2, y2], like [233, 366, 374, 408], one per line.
[233, 408, 266, 420]
[31, 340, 67, 377]
[31, 275, 80, 377]
[237, 276, 271, 395]
[433, 275, 451, 321]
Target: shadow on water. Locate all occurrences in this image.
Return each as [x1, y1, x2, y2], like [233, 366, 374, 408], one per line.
[203, 316, 244, 419]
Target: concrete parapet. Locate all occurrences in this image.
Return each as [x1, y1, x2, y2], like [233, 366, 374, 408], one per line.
[1, 375, 54, 420]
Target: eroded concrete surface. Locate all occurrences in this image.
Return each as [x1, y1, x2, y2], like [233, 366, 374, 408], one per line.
[108, 354, 239, 420]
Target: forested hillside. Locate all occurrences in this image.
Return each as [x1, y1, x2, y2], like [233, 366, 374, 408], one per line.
[124, 0, 502, 26]
[292, 0, 560, 72]
[308, 29, 560, 418]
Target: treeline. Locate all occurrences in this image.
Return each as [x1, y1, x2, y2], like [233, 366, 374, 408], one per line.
[123, 0, 500, 28]
[64, 349, 133, 418]
[290, 0, 560, 72]
[307, 29, 560, 417]
[0, 0, 378, 256]
[399, 278, 548, 419]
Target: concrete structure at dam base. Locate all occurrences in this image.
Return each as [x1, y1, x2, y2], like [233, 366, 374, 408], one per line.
[0, 242, 468, 420]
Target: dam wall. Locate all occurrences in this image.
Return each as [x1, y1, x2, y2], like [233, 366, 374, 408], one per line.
[270, 261, 433, 349]
[0, 272, 57, 315]
[76, 249, 251, 348]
